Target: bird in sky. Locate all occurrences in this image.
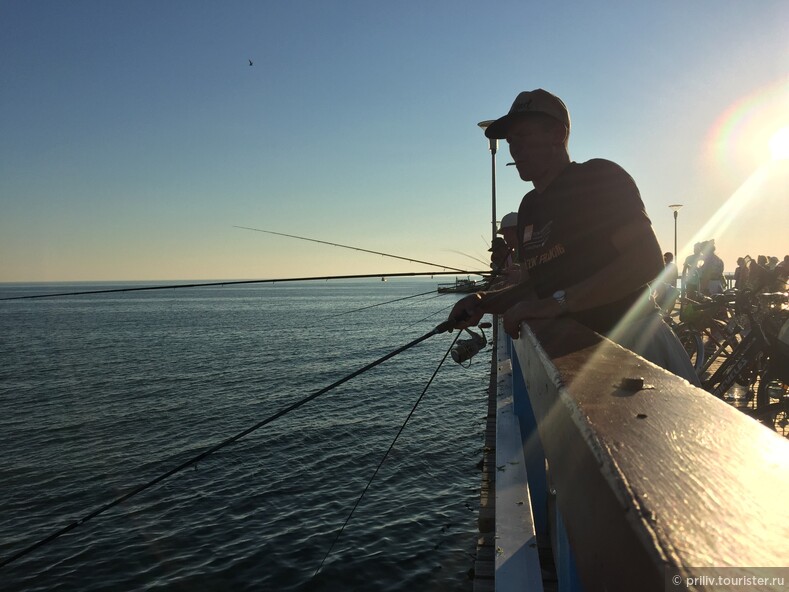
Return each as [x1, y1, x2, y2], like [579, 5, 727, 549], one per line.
[249, 59, 253, 66]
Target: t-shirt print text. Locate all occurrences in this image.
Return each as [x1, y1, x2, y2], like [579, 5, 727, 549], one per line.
[522, 221, 553, 250]
[523, 243, 566, 270]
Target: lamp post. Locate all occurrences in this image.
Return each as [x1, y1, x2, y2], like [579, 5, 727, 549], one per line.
[668, 204, 683, 260]
[478, 120, 498, 244]
[669, 204, 684, 305]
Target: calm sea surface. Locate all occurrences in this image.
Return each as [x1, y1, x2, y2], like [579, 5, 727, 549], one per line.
[0, 279, 490, 591]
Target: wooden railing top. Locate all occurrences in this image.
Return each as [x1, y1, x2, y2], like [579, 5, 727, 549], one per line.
[512, 317, 789, 592]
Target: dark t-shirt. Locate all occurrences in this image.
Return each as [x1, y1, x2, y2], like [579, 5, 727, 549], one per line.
[516, 159, 659, 334]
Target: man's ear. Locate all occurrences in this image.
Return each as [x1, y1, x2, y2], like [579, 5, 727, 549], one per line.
[551, 122, 569, 145]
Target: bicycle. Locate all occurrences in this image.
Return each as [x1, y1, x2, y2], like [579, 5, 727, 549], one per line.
[665, 292, 743, 377]
[701, 291, 789, 436]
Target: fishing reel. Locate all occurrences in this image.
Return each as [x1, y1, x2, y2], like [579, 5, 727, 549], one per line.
[451, 322, 491, 366]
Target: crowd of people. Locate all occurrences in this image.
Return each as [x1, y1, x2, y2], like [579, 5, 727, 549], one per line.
[732, 254, 789, 293]
[681, 240, 725, 297]
[641, 243, 786, 318]
[670, 243, 789, 300]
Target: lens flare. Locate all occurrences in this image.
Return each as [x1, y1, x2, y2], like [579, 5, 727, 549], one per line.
[705, 78, 789, 183]
[769, 126, 789, 160]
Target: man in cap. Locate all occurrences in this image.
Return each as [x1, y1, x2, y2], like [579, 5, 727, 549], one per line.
[489, 212, 521, 288]
[488, 236, 510, 276]
[449, 89, 699, 384]
[497, 212, 519, 262]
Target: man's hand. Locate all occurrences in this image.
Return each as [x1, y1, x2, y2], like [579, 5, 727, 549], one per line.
[447, 293, 485, 331]
[502, 298, 563, 338]
[504, 264, 523, 285]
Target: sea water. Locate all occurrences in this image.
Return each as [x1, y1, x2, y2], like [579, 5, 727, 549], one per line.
[0, 279, 489, 591]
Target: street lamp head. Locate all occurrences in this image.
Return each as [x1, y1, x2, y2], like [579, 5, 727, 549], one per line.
[668, 204, 683, 212]
[478, 120, 498, 153]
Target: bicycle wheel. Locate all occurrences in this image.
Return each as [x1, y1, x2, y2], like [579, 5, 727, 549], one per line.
[699, 318, 742, 374]
[735, 351, 764, 389]
[754, 369, 789, 438]
[675, 325, 704, 374]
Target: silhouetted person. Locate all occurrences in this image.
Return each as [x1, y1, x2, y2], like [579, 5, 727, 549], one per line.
[491, 212, 522, 287]
[448, 89, 698, 384]
[748, 255, 772, 291]
[682, 242, 703, 300]
[775, 256, 789, 287]
[733, 257, 749, 289]
[488, 237, 510, 276]
[663, 252, 678, 287]
[699, 240, 724, 295]
[655, 252, 679, 316]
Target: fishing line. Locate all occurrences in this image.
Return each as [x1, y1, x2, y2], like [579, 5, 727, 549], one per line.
[317, 288, 437, 321]
[0, 271, 485, 301]
[314, 330, 462, 576]
[400, 302, 458, 332]
[0, 318, 460, 570]
[234, 225, 471, 273]
[418, 293, 449, 304]
[445, 249, 489, 266]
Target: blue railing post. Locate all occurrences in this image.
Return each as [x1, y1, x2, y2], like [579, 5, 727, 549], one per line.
[554, 504, 583, 592]
[509, 341, 549, 540]
[510, 335, 584, 592]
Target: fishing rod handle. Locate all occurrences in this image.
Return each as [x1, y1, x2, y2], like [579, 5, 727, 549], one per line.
[434, 310, 473, 334]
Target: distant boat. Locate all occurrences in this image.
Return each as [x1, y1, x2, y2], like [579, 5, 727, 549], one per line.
[436, 277, 485, 294]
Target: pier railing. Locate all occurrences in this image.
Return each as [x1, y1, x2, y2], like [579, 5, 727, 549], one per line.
[491, 315, 789, 592]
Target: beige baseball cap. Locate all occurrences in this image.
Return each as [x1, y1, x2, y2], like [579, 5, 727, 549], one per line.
[484, 89, 570, 139]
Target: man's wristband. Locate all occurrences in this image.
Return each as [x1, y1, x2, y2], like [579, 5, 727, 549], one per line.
[552, 289, 569, 314]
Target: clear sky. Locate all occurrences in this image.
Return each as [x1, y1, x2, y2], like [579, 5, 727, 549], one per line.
[1, 0, 787, 282]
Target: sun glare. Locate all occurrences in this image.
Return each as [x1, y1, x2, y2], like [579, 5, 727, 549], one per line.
[769, 126, 789, 160]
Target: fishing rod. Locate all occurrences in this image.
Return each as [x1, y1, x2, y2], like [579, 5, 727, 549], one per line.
[0, 271, 486, 301]
[234, 225, 472, 273]
[0, 316, 464, 570]
[314, 330, 462, 576]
